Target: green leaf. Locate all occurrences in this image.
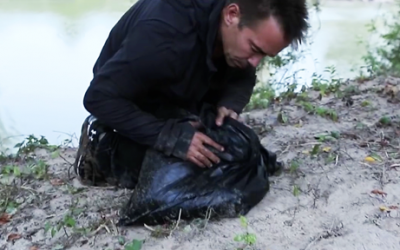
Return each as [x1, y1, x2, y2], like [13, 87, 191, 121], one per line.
[370, 152, 383, 162]
[118, 236, 126, 245]
[6, 202, 18, 214]
[234, 234, 244, 242]
[330, 131, 340, 139]
[245, 233, 257, 245]
[12, 166, 21, 177]
[64, 215, 76, 228]
[51, 227, 57, 238]
[311, 144, 320, 155]
[239, 215, 247, 228]
[293, 185, 300, 197]
[52, 244, 64, 250]
[44, 221, 52, 233]
[124, 239, 143, 250]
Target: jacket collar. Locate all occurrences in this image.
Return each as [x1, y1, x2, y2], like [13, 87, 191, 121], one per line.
[190, 0, 226, 73]
[163, 0, 226, 73]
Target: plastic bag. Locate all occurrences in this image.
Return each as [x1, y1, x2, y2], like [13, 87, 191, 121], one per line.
[117, 106, 282, 226]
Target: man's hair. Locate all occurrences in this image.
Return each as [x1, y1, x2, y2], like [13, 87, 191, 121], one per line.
[226, 0, 309, 46]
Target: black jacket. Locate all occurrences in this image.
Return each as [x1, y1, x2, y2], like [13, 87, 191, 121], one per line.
[83, 0, 257, 159]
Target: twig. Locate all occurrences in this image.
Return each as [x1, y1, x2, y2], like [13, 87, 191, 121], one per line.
[63, 225, 70, 238]
[281, 144, 291, 155]
[390, 163, 400, 170]
[359, 162, 372, 168]
[303, 236, 318, 250]
[388, 144, 400, 150]
[303, 221, 342, 250]
[202, 207, 213, 230]
[20, 185, 38, 194]
[380, 164, 387, 189]
[59, 154, 73, 166]
[340, 150, 354, 160]
[299, 142, 322, 146]
[169, 209, 182, 237]
[104, 224, 111, 234]
[90, 224, 109, 236]
[58, 153, 74, 180]
[110, 218, 119, 235]
[144, 224, 155, 232]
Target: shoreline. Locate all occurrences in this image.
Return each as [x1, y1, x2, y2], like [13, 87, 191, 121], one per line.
[2, 75, 400, 250]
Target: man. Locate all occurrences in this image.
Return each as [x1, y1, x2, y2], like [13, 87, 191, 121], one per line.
[74, 0, 308, 188]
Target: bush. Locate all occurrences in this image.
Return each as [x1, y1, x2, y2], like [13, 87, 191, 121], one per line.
[362, 1, 400, 77]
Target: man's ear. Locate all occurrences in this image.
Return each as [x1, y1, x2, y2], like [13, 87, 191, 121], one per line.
[223, 3, 240, 26]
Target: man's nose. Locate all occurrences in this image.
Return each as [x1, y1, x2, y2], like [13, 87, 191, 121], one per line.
[248, 55, 263, 68]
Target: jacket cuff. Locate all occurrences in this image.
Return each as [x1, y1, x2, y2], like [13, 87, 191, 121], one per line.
[153, 119, 196, 159]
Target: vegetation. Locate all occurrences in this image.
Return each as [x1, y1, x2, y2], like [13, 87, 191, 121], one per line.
[1, 1, 400, 250]
[361, 1, 400, 78]
[246, 0, 400, 111]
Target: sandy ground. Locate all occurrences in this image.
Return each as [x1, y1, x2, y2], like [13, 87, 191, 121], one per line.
[1, 76, 400, 250]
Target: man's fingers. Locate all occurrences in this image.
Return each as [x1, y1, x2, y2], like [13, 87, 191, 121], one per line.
[189, 155, 206, 168]
[189, 149, 213, 168]
[199, 146, 220, 164]
[215, 113, 225, 126]
[216, 107, 229, 126]
[200, 134, 224, 152]
[195, 150, 213, 167]
[229, 112, 238, 119]
[216, 107, 239, 126]
[188, 132, 223, 168]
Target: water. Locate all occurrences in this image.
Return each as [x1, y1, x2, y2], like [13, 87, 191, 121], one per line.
[0, 0, 396, 152]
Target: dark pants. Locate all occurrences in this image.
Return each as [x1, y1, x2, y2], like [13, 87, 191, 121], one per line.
[73, 115, 149, 189]
[73, 103, 203, 189]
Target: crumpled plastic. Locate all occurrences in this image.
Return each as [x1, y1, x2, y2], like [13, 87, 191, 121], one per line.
[117, 105, 282, 226]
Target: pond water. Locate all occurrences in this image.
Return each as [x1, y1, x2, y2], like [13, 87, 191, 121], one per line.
[0, 0, 396, 152]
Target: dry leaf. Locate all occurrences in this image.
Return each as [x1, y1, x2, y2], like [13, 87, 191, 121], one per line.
[322, 147, 331, 152]
[30, 246, 39, 250]
[379, 205, 399, 212]
[379, 206, 388, 212]
[364, 156, 376, 162]
[0, 213, 11, 225]
[50, 179, 65, 186]
[384, 84, 399, 96]
[7, 233, 22, 242]
[371, 189, 387, 196]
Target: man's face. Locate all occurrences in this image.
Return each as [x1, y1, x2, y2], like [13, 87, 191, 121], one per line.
[220, 4, 289, 69]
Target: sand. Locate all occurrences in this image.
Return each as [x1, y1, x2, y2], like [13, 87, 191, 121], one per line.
[1, 76, 400, 250]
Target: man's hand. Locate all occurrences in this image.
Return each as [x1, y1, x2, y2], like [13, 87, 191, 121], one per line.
[216, 106, 239, 126]
[186, 131, 224, 168]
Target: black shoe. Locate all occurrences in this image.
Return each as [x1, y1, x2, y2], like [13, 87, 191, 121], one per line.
[73, 115, 112, 186]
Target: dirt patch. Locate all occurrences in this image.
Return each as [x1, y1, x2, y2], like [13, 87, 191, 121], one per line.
[1, 77, 400, 250]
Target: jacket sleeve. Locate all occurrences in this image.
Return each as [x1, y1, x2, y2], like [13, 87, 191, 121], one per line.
[216, 65, 257, 114]
[83, 20, 195, 159]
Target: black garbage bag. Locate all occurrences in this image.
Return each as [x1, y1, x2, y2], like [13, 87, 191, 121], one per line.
[117, 106, 282, 226]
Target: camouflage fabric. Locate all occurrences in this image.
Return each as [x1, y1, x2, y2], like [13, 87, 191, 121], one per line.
[73, 115, 146, 189]
[73, 105, 195, 189]
[73, 115, 110, 186]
